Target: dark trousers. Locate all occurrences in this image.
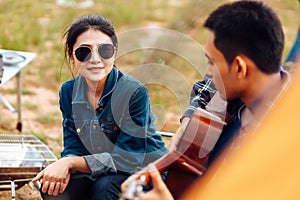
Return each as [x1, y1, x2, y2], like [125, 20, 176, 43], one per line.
[40, 173, 129, 200]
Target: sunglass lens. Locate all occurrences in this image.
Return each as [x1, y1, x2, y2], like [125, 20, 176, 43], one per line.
[99, 44, 115, 59]
[75, 47, 91, 62]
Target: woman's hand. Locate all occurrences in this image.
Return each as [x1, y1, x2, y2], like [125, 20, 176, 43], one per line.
[32, 157, 72, 195]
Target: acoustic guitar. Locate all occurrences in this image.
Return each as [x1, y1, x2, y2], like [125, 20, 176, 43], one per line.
[120, 107, 226, 199]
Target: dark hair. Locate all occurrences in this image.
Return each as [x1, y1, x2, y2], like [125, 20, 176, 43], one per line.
[204, 0, 284, 74]
[64, 15, 118, 61]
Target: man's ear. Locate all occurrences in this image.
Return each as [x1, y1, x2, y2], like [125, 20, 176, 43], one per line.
[233, 55, 247, 79]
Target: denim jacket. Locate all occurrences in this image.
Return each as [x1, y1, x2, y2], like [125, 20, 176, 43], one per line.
[59, 67, 167, 178]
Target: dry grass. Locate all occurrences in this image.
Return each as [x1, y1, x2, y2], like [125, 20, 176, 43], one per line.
[0, 0, 299, 199]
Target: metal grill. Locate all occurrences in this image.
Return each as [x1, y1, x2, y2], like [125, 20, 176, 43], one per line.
[0, 133, 57, 199]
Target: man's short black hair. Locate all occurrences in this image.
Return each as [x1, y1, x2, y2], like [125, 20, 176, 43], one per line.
[204, 0, 284, 74]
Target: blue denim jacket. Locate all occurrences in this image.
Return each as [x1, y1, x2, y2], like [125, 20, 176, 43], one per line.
[59, 67, 167, 178]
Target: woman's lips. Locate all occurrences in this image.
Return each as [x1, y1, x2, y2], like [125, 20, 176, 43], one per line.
[87, 66, 105, 71]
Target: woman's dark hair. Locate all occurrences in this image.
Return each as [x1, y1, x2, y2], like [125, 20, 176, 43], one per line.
[64, 15, 118, 61]
[204, 0, 284, 74]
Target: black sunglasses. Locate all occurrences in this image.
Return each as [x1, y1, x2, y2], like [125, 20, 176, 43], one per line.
[74, 44, 116, 62]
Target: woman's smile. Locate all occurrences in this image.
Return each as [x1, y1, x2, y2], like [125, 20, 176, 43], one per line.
[87, 66, 106, 71]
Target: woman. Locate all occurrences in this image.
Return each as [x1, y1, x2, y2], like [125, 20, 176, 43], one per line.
[33, 15, 167, 200]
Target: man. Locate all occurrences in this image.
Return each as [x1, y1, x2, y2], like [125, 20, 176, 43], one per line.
[121, 1, 290, 199]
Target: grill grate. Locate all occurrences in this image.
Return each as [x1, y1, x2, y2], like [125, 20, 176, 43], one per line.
[0, 133, 57, 181]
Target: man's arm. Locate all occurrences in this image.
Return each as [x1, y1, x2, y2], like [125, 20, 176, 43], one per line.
[168, 117, 190, 152]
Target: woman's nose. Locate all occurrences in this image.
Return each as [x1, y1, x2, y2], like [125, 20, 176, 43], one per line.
[90, 48, 101, 63]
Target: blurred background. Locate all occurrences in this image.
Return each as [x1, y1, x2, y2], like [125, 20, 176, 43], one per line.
[0, 0, 299, 198]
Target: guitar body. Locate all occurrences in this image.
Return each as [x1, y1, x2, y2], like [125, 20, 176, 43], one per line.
[154, 108, 224, 198]
[121, 108, 225, 200]
[164, 167, 199, 199]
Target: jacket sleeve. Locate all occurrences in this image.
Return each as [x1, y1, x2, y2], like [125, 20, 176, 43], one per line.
[83, 153, 117, 178]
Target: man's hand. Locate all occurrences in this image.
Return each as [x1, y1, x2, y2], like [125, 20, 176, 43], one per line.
[121, 171, 139, 193]
[121, 164, 173, 200]
[139, 164, 174, 200]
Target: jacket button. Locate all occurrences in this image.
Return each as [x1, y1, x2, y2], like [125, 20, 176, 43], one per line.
[76, 128, 81, 133]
